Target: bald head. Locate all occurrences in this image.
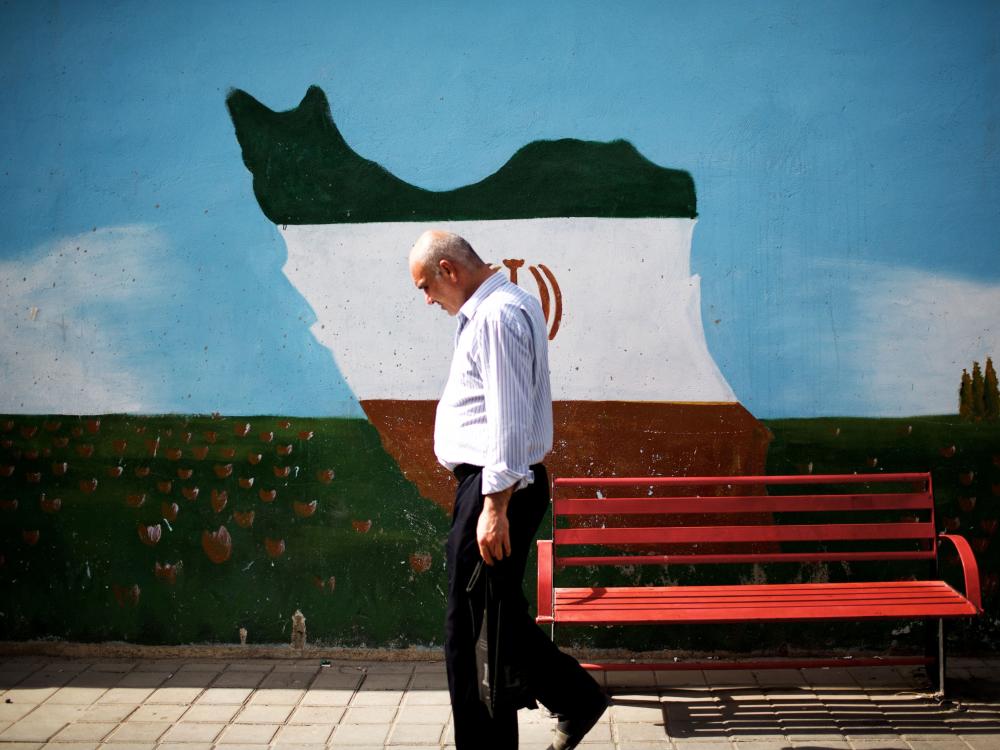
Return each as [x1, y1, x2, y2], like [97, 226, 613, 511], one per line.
[408, 230, 494, 316]
[409, 230, 486, 273]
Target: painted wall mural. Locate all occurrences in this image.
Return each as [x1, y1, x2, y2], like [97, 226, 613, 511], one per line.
[1, 1, 998, 652]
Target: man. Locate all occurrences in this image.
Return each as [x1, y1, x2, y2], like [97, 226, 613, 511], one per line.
[408, 230, 608, 750]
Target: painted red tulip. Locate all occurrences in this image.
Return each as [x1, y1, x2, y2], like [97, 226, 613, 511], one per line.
[234, 422, 251, 437]
[86, 419, 101, 434]
[112, 584, 140, 607]
[165, 448, 182, 461]
[982, 519, 999, 536]
[258, 488, 276, 503]
[52, 437, 69, 448]
[154, 562, 180, 585]
[138, 523, 162, 546]
[157, 480, 172, 494]
[264, 538, 286, 558]
[22, 530, 40, 546]
[317, 469, 335, 484]
[164, 428, 173, 437]
[24, 450, 39, 461]
[298, 430, 314, 441]
[145, 437, 160, 457]
[983, 573, 999, 600]
[239, 476, 255, 489]
[204, 430, 218, 444]
[1, 419, 13, 432]
[44, 420, 61, 432]
[181, 431, 192, 444]
[940, 445, 956, 458]
[971, 537, 990, 554]
[192, 446, 210, 460]
[273, 465, 291, 478]
[0, 499, 18, 511]
[246, 451, 262, 465]
[211, 489, 227, 513]
[0, 465, 15, 477]
[409, 552, 432, 573]
[220, 447, 237, 459]
[76, 443, 94, 458]
[20, 425, 38, 439]
[135, 466, 151, 478]
[943, 517, 961, 532]
[161, 501, 179, 522]
[214, 463, 233, 478]
[866, 457, 878, 468]
[26, 472, 41, 483]
[277, 444, 293, 456]
[201, 525, 232, 564]
[959, 496, 977, 513]
[233, 509, 254, 528]
[293, 500, 317, 518]
[177, 468, 193, 480]
[959, 471, 975, 486]
[51, 462, 68, 476]
[127, 493, 146, 508]
[41, 447, 51, 458]
[352, 519, 372, 534]
[40, 495, 61, 514]
[1, 439, 13, 449]
[135, 425, 146, 434]
[181, 485, 200, 501]
[278, 419, 292, 429]
[106, 465, 123, 478]
[259, 431, 274, 443]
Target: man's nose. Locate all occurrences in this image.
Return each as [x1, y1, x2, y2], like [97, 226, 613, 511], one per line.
[425, 293, 434, 305]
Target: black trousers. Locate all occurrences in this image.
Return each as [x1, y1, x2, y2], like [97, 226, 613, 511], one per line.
[444, 464, 604, 749]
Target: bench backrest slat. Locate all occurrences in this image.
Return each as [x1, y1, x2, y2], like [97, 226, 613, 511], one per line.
[554, 492, 930, 516]
[556, 550, 937, 567]
[554, 521, 935, 546]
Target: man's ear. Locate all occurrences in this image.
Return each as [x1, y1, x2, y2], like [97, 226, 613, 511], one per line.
[438, 258, 459, 281]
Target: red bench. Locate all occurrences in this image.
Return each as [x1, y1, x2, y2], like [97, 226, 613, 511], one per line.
[536, 473, 982, 694]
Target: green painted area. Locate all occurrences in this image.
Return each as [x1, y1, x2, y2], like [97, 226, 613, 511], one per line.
[226, 86, 697, 225]
[1, 413, 997, 654]
[0, 415, 449, 646]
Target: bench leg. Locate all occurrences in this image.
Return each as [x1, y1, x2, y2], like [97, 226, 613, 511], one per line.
[925, 618, 947, 697]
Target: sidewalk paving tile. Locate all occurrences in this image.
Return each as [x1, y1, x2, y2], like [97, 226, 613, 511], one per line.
[94, 688, 155, 705]
[272, 723, 334, 744]
[180, 704, 241, 723]
[40, 742, 101, 750]
[341, 706, 397, 724]
[348, 690, 404, 707]
[212, 672, 267, 689]
[245, 689, 303, 706]
[287, 705, 345, 724]
[217, 722, 279, 744]
[233, 704, 293, 723]
[192, 688, 252, 705]
[86, 663, 134, 674]
[386, 722, 443, 744]
[123, 704, 186, 723]
[0, 720, 70, 743]
[157, 744, 212, 750]
[394, 704, 450, 724]
[400, 689, 450, 706]
[0, 703, 36, 722]
[159, 721, 226, 743]
[50, 722, 117, 742]
[104, 721, 169, 742]
[45, 688, 107, 705]
[78, 705, 136, 723]
[328, 721, 389, 745]
[298, 689, 355, 707]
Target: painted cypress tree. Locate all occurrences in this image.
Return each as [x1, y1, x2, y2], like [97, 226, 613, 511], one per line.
[959, 368, 973, 420]
[985, 357, 1000, 421]
[971, 361, 986, 421]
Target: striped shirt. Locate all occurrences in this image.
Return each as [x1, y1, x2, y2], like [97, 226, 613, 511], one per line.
[434, 271, 553, 494]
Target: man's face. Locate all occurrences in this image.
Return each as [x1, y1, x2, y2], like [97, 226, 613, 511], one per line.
[410, 258, 464, 316]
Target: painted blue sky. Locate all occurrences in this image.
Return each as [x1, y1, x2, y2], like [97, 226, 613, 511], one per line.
[1, 0, 997, 417]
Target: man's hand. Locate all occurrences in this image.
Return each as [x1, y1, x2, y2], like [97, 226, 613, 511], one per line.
[477, 487, 513, 565]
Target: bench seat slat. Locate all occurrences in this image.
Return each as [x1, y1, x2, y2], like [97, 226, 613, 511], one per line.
[552, 581, 978, 624]
[556, 550, 936, 567]
[555, 492, 931, 515]
[555, 521, 934, 546]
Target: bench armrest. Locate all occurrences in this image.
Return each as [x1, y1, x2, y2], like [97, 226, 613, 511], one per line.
[537, 539, 554, 623]
[938, 534, 983, 612]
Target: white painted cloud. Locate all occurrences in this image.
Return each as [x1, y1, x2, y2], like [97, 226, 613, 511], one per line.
[0, 225, 172, 413]
[852, 262, 1000, 416]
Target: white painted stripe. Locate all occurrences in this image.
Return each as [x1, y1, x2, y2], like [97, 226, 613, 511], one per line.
[281, 217, 736, 403]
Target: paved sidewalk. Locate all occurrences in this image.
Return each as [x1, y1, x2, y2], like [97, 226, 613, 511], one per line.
[1, 654, 998, 749]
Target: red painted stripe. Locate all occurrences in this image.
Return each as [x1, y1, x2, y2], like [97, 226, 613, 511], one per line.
[554, 522, 935, 545]
[554, 492, 932, 515]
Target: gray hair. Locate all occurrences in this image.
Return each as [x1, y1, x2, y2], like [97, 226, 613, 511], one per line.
[410, 230, 486, 274]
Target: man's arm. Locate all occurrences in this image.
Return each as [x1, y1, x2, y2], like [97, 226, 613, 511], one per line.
[478, 486, 513, 565]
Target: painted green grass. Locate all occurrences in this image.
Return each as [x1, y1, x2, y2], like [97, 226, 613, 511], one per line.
[0, 415, 449, 646]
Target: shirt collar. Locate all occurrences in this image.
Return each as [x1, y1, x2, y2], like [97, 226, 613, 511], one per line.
[458, 270, 507, 322]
